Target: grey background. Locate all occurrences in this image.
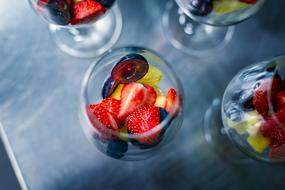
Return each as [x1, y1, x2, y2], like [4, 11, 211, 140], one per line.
[0, 0, 285, 190]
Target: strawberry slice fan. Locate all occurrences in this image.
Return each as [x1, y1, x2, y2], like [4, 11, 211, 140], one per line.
[79, 47, 184, 160]
[27, 0, 122, 58]
[205, 54, 285, 163]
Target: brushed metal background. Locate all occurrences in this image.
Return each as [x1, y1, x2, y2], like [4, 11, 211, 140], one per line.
[0, 0, 285, 189]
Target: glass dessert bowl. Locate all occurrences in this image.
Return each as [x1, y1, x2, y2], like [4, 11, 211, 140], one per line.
[27, 0, 122, 58]
[222, 55, 285, 162]
[162, 0, 264, 56]
[79, 47, 184, 160]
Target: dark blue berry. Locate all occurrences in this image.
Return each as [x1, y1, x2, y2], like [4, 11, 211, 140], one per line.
[160, 108, 168, 122]
[189, 0, 213, 16]
[96, 0, 116, 9]
[101, 77, 118, 98]
[106, 140, 128, 159]
[41, 0, 72, 25]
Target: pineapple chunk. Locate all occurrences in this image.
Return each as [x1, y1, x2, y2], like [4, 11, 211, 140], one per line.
[227, 110, 261, 135]
[110, 84, 124, 100]
[213, 0, 251, 15]
[155, 96, 166, 108]
[247, 130, 271, 153]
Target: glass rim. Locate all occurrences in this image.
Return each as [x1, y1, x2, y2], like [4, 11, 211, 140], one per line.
[80, 46, 184, 139]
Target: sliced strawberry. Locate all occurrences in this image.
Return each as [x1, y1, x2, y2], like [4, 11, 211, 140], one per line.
[269, 144, 285, 160]
[276, 91, 285, 111]
[100, 98, 123, 127]
[253, 76, 282, 116]
[70, 0, 106, 25]
[37, 0, 48, 7]
[260, 117, 285, 147]
[165, 88, 180, 116]
[87, 103, 118, 131]
[144, 84, 157, 105]
[274, 108, 285, 124]
[239, 0, 258, 4]
[118, 82, 156, 119]
[126, 106, 160, 144]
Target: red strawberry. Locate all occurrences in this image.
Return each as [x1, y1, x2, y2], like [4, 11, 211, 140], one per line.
[37, 0, 48, 7]
[144, 84, 157, 105]
[126, 106, 160, 144]
[239, 0, 258, 4]
[260, 117, 285, 147]
[100, 98, 123, 127]
[253, 77, 282, 116]
[118, 82, 157, 119]
[276, 91, 285, 111]
[274, 108, 285, 124]
[269, 144, 285, 160]
[87, 103, 118, 131]
[165, 88, 180, 116]
[70, 0, 106, 25]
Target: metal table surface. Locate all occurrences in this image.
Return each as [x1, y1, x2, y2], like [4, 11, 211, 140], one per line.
[1, 0, 285, 189]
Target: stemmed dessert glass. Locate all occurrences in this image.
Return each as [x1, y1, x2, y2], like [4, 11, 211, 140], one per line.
[205, 55, 285, 162]
[162, 0, 264, 56]
[79, 46, 184, 160]
[27, 0, 122, 58]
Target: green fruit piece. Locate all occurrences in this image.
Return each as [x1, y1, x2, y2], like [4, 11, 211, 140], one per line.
[227, 110, 261, 135]
[110, 84, 124, 100]
[138, 64, 163, 86]
[213, 0, 251, 15]
[227, 119, 248, 135]
[155, 96, 166, 108]
[247, 130, 271, 153]
[119, 125, 129, 142]
[153, 85, 163, 96]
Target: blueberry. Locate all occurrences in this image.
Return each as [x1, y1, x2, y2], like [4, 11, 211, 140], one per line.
[40, 0, 72, 25]
[96, 0, 116, 9]
[189, 0, 213, 16]
[160, 108, 168, 121]
[101, 77, 119, 98]
[160, 108, 173, 129]
[106, 140, 128, 159]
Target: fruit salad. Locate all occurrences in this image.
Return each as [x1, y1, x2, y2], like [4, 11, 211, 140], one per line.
[223, 62, 285, 162]
[85, 53, 181, 159]
[179, 0, 263, 25]
[37, 0, 115, 26]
